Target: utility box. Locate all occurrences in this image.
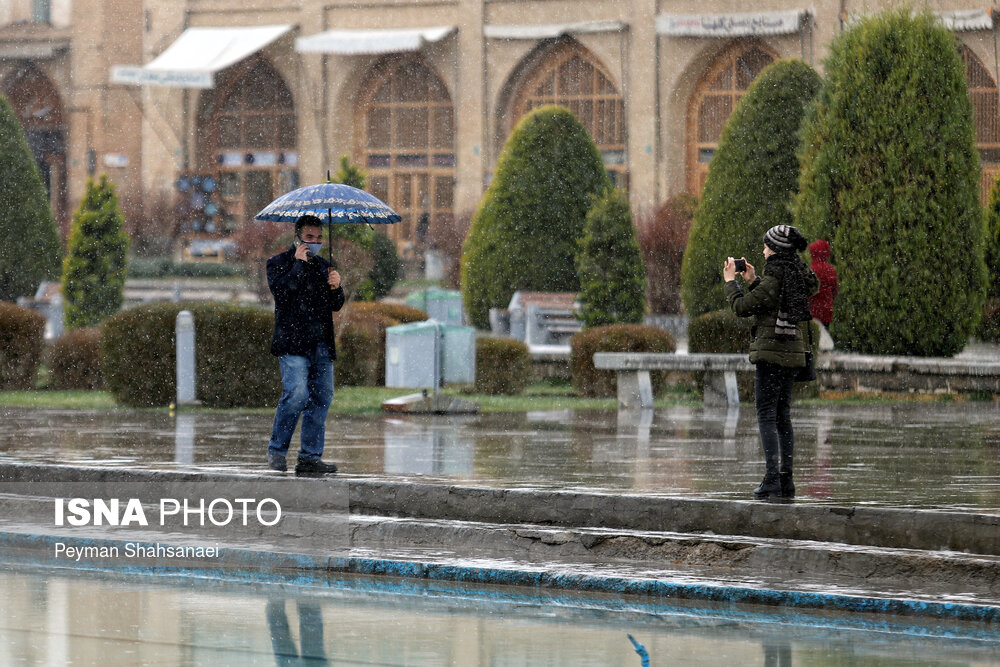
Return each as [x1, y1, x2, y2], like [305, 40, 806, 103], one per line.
[440, 323, 476, 384]
[386, 321, 439, 389]
[385, 320, 476, 388]
[405, 288, 465, 325]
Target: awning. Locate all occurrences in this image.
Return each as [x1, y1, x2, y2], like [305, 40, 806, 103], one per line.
[934, 9, 992, 31]
[110, 24, 293, 88]
[656, 10, 809, 37]
[843, 10, 993, 31]
[484, 20, 627, 40]
[296, 26, 456, 55]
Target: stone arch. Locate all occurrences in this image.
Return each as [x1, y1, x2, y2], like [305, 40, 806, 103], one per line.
[195, 56, 298, 234]
[686, 40, 777, 195]
[354, 56, 455, 253]
[499, 37, 627, 187]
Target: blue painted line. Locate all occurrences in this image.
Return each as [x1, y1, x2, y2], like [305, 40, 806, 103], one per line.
[3, 530, 1000, 627]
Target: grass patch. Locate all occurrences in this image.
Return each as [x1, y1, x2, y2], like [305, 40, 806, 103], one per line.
[0, 390, 117, 410]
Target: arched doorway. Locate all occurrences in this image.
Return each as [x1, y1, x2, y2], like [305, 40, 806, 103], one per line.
[197, 56, 298, 235]
[686, 42, 776, 195]
[3, 63, 68, 236]
[958, 44, 1000, 202]
[356, 57, 455, 255]
[507, 39, 627, 188]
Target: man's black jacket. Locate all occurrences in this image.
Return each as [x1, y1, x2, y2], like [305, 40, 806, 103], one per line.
[266, 246, 346, 358]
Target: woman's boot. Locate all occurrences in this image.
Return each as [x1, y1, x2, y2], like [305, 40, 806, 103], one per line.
[753, 471, 781, 499]
[779, 470, 795, 498]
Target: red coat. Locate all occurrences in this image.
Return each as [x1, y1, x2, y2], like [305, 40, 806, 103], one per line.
[808, 239, 838, 325]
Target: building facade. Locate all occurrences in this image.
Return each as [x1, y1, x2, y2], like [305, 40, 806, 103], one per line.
[2, 0, 998, 255]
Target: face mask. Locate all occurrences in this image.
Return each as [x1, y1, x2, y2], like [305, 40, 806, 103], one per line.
[298, 238, 323, 257]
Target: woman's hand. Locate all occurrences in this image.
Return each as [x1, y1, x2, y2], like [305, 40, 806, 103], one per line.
[723, 257, 737, 282]
[742, 259, 757, 283]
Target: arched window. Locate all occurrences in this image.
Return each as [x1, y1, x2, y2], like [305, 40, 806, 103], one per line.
[198, 57, 297, 234]
[510, 41, 627, 187]
[687, 43, 775, 195]
[3, 63, 67, 233]
[358, 58, 455, 253]
[958, 45, 1000, 202]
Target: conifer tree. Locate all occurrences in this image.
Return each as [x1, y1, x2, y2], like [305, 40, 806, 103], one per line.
[462, 105, 611, 328]
[62, 175, 129, 328]
[0, 93, 62, 301]
[576, 188, 646, 327]
[681, 60, 821, 318]
[793, 10, 985, 355]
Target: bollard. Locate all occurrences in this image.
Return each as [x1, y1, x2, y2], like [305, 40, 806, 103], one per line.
[175, 310, 197, 406]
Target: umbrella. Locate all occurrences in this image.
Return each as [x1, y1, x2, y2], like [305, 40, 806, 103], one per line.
[254, 176, 401, 261]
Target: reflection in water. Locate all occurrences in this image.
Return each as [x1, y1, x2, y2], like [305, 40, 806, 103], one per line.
[1, 567, 998, 666]
[267, 598, 329, 665]
[1, 402, 1000, 509]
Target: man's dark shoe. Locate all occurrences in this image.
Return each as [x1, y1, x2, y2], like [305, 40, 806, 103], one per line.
[267, 452, 287, 472]
[295, 459, 338, 476]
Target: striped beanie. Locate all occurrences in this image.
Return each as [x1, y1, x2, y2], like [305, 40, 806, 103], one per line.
[764, 225, 808, 253]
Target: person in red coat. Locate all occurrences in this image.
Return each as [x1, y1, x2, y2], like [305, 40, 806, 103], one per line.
[807, 239, 838, 329]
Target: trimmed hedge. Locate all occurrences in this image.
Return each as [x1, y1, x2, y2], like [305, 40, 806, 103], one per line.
[475, 337, 531, 395]
[335, 313, 398, 387]
[102, 302, 279, 408]
[570, 325, 676, 398]
[128, 258, 242, 279]
[576, 187, 646, 327]
[339, 301, 428, 325]
[793, 10, 985, 355]
[687, 309, 753, 354]
[0, 302, 45, 390]
[462, 105, 612, 328]
[682, 60, 821, 318]
[47, 328, 103, 390]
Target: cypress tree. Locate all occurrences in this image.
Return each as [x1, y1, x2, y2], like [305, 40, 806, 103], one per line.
[681, 60, 821, 318]
[0, 93, 62, 301]
[576, 188, 646, 327]
[793, 10, 985, 356]
[62, 175, 129, 328]
[461, 105, 612, 328]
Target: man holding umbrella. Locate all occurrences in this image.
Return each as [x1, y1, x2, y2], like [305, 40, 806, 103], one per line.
[265, 214, 344, 476]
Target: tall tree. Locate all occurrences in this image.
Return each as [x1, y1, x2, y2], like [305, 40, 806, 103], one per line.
[681, 60, 821, 318]
[0, 93, 62, 301]
[793, 10, 985, 355]
[462, 105, 611, 328]
[62, 175, 129, 328]
[576, 188, 646, 327]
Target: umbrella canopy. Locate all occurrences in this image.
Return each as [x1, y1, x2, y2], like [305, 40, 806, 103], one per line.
[253, 182, 401, 225]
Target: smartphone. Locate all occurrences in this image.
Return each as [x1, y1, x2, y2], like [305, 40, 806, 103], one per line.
[734, 258, 747, 273]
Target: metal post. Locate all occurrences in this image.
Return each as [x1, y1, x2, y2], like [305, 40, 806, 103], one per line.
[175, 310, 197, 406]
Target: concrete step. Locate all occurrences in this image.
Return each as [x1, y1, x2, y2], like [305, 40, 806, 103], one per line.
[3, 490, 1000, 608]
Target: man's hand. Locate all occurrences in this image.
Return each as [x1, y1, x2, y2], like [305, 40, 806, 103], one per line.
[328, 269, 341, 290]
[294, 243, 311, 262]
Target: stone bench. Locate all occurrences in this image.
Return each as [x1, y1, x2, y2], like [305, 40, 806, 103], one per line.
[593, 352, 753, 408]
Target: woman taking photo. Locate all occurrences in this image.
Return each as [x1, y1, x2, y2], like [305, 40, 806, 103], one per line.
[723, 225, 818, 500]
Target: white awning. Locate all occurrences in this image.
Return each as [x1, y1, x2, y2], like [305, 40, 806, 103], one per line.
[656, 10, 809, 37]
[296, 26, 456, 55]
[484, 20, 627, 40]
[844, 10, 993, 31]
[934, 9, 992, 31]
[110, 25, 293, 88]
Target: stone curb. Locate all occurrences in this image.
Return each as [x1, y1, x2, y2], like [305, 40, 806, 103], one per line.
[2, 462, 998, 555]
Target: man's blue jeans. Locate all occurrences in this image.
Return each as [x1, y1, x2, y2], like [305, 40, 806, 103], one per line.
[268, 343, 334, 462]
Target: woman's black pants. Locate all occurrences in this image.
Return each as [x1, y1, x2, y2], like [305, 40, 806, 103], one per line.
[754, 360, 799, 475]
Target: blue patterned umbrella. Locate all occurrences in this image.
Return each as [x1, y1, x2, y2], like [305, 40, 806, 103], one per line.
[254, 182, 401, 225]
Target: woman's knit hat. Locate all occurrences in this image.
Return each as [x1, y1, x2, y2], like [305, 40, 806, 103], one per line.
[764, 225, 808, 253]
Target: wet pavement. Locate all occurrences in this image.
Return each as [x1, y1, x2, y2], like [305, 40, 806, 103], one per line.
[2, 401, 999, 512]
